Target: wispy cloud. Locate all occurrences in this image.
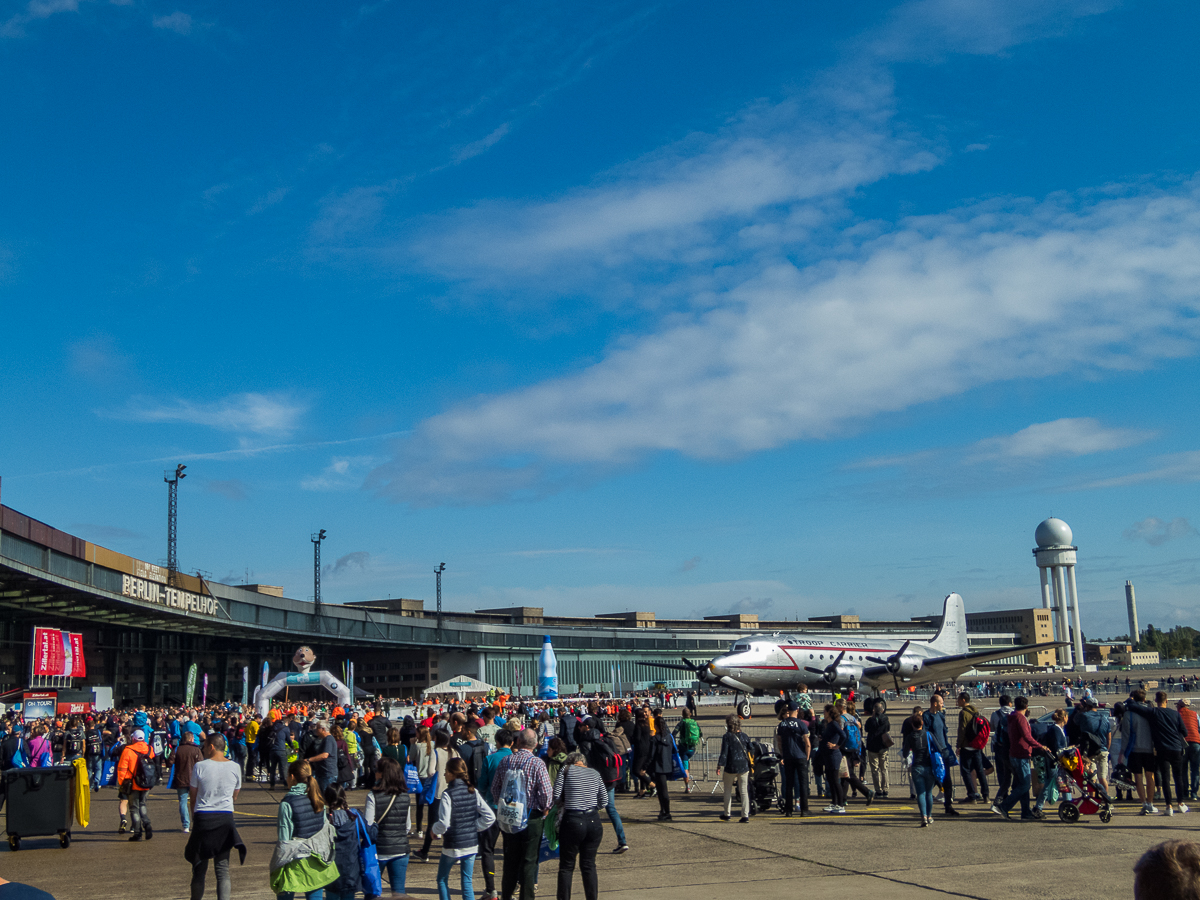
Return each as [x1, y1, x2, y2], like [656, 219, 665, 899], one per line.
[152, 11, 191, 34]
[677, 556, 701, 573]
[68, 334, 129, 381]
[1124, 517, 1198, 547]
[373, 181, 1200, 505]
[1078, 451, 1200, 490]
[506, 547, 619, 558]
[301, 455, 378, 491]
[2, 0, 78, 39]
[454, 123, 512, 163]
[327, 551, 370, 576]
[119, 392, 306, 436]
[246, 186, 291, 216]
[69, 523, 144, 543]
[968, 418, 1153, 462]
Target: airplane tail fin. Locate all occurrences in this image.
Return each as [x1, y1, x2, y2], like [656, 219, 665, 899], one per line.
[928, 592, 969, 655]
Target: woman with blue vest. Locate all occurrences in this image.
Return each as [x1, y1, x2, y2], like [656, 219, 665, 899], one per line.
[431, 756, 495, 900]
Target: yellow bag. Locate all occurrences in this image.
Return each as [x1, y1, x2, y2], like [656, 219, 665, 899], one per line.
[71, 757, 90, 828]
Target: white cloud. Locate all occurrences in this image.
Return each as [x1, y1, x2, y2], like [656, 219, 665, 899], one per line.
[1124, 517, 1198, 547]
[121, 392, 305, 435]
[2, 0, 77, 37]
[373, 183, 1200, 504]
[968, 418, 1152, 461]
[1082, 451, 1200, 490]
[302, 455, 378, 491]
[152, 11, 192, 34]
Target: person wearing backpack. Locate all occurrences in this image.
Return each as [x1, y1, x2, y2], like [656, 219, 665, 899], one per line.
[478, 728, 515, 900]
[577, 717, 629, 854]
[864, 698, 892, 799]
[117, 727, 156, 841]
[955, 692, 990, 804]
[85, 718, 105, 792]
[923, 694, 958, 817]
[672, 709, 702, 794]
[989, 695, 1014, 807]
[366, 757, 412, 896]
[322, 784, 363, 900]
[836, 699, 874, 807]
[902, 712, 938, 826]
[461, 721, 491, 797]
[490, 728, 553, 900]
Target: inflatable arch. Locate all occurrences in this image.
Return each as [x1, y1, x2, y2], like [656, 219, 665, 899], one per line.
[254, 670, 352, 718]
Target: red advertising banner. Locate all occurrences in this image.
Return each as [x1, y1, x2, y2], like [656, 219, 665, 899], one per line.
[56, 701, 91, 715]
[32, 627, 86, 677]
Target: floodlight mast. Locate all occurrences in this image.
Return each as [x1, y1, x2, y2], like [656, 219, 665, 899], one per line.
[164, 464, 186, 587]
[435, 562, 446, 635]
[312, 529, 327, 624]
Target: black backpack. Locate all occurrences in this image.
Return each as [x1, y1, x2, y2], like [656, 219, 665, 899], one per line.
[463, 739, 489, 789]
[133, 750, 158, 789]
[559, 715, 578, 751]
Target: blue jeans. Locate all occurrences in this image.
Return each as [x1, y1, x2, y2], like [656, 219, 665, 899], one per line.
[911, 764, 935, 818]
[1000, 757, 1032, 817]
[87, 756, 103, 790]
[383, 854, 409, 894]
[276, 891, 323, 900]
[177, 788, 192, 830]
[436, 852, 475, 900]
[605, 785, 627, 845]
[1034, 757, 1058, 809]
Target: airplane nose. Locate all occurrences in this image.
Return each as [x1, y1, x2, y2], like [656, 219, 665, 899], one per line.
[708, 660, 727, 678]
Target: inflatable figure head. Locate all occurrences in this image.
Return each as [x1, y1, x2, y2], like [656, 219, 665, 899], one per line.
[293, 645, 316, 673]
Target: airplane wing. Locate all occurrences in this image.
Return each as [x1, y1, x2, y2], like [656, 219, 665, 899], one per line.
[862, 642, 1065, 688]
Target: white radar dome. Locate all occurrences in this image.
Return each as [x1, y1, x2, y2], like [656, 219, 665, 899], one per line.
[1035, 517, 1073, 548]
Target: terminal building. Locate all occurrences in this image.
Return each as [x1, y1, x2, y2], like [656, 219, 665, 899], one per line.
[1, 498, 1054, 708]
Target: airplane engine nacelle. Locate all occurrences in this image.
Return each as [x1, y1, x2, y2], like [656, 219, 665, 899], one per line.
[824, 664, 863, 686]
[894, 655, 921, 677]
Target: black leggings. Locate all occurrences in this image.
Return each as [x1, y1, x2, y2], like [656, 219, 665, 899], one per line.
[191, 851, 231, 900]
[652, 774, 670, 815]
[826, 752, 846, 806]
[841, 755, 870, 798]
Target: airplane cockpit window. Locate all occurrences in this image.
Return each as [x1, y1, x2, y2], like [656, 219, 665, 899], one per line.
[731, 642, 751, 652]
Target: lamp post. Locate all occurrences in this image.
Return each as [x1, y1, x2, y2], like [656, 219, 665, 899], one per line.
[312, 529, 327, 623]
[435, 562, 446, 635]
[164, 464, 186, 586]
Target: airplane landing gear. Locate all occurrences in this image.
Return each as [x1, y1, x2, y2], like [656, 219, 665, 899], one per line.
[736, 696, 751, 719]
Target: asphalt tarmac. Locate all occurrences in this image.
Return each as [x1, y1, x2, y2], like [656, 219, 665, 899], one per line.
[3, 764, 1196, 900]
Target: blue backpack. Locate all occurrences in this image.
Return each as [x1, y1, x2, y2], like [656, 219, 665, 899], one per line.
[841, 715, 863, 755]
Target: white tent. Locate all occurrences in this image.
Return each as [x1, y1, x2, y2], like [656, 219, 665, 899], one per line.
[424, 674, 498, 702]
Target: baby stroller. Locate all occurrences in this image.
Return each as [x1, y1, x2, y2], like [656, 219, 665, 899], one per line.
[1053, 745, 1112, 823]
[749, 740, 780, 812]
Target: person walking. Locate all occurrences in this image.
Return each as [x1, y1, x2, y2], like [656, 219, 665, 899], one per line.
[819, 704, 848, 815]
[366, 757, 412, 897]
[647, 710, 674, 821]
[269, 714, 291, 791]
[837, 699, 874, 806]
[478, 728, 515, 900]
[955, 692, 989, 803]
[271, 760, 339, 900]
[117, 728, 155, 841]
[305, 720, 339, 796]
[554, 751, 608, 900]
[991, 696, 1049, 821]
[629, 709, 653, 799]
[671, 710, 702, 794]
[1031, 709, 1068, 818]
[491, 728, 554, 900]
[433, 757, 495, 900]
[864, 698, 891, 799]
[185, 734, 246, 900]
[716, 716, 752, 823]
[412, 725, 437, 840]
[323, 785, 364, 900]
[989, 695, 1014, 806]
[414, 730, 457, 862]
[1126, 690, 1190, 816]
[923, 694, 958, 816]
[575, 717, 628, 854]
[774, 701, 810, 817]
[172, 731, 204, 834]
[902, 713, 937, 826]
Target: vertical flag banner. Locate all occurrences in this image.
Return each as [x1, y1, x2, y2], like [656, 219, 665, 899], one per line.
[242, 666, 249, 705]
[261, 660, 270, 687]
[185, 663, 198, 706]
[348, 661, 354, 692]
[202, 672, 208, 706]
[32, 628, 86, 677]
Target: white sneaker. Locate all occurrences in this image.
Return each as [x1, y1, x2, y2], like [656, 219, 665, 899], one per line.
[1147, 804, 1159, 814]
[1178, 804, 1189, 814]
[1166, 807, 1175, 817]
[832, 806, 847, 814]
[823, 804, 837, 813]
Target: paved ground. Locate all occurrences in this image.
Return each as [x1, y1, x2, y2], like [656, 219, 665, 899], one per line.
[3, 774, 1196, 899]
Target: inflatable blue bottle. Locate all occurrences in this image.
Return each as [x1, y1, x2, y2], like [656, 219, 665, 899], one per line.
[538, 635, 559, 699]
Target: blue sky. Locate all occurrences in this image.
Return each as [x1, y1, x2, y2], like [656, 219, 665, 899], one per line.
[2, 0, 1199, 639]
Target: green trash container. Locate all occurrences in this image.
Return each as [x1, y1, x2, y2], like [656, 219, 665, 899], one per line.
[4, 765, 75, 849]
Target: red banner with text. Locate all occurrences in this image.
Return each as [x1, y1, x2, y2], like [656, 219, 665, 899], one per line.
[32, 627, 86, 677]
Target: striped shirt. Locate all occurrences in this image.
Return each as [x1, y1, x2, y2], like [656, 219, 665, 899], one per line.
[553, 764, 608, 812]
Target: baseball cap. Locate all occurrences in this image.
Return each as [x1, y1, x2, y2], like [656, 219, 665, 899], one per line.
[786, 700, 800, 711]
[132, 729, 145, 741]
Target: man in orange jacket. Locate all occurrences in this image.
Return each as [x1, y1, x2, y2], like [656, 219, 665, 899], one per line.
[117, 728, 155, 841]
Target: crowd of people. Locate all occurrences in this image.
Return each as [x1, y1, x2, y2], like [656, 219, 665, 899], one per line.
[3, 682, 1200, 898]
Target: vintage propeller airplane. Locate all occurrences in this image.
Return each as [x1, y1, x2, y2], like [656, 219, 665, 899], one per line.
[649, 593, 1063, 718]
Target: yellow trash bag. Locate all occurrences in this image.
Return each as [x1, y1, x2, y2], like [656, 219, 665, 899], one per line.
[71, 757, 91, 828]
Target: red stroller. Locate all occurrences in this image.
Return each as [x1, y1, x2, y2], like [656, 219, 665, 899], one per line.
[1053, 746, 1112, 823]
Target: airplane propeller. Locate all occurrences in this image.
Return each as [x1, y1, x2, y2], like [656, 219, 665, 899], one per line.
[865, 640, 912, 694]
[645, 657, 712, 681]
[803, 650, 846, 684]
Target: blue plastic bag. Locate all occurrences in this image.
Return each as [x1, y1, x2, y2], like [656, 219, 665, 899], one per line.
[669, 736, 685, 781]
[404, 763, 421, 793]
[354, 810, 384, 897]
[538, 833, 559, 863]
[928, 734, 947, 782]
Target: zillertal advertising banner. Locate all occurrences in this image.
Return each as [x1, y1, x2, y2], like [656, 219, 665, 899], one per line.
[242, 666, 249, 705]
[185, 663, 198, 706]
[32, 627, 86, 677]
